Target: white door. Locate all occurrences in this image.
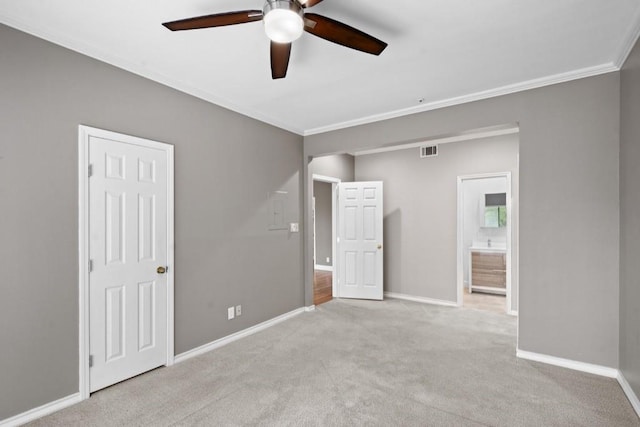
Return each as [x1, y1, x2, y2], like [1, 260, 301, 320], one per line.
[337, 181, 383, 300]
[89, 135, 169, 392]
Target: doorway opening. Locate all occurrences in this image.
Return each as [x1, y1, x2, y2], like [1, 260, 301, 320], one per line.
[312, 174, 339, 305]
[457, 172, 516, 315]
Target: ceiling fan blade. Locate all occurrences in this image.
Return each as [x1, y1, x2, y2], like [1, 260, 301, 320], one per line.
[271, 42, 292, 79]
[162, 10, 263, 31]
[300, 0, 325, 7]
[303, 13, 387, 55]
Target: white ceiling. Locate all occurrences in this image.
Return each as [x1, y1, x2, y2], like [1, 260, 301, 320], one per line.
[1, 1, 639, 135]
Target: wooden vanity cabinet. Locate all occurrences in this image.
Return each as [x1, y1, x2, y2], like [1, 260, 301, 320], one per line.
[470, 251, 506, 294]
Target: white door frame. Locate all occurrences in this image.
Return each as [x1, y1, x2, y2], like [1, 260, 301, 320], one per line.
[78, 125, 175, 400]
[456, 172, 515, 315]
[312, 196, 316, 267]
[312, 174, 340, 298]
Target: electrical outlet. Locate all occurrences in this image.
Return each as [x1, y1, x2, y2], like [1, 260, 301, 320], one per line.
[227, 307, 235, 320]
[326, 257, 330, 263]
[235, 305, 242, 316]
[289, 222, 299, 232]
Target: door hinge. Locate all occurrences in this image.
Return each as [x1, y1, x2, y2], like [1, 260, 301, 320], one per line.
[88, 164, 93, 177]
[89, 355, 94, 368]
[88, 259, 93, 272]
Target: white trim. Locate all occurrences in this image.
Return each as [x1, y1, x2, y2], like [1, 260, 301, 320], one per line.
[353, 127, 519, 156]
[384, 292, 457, 307]
[314, 264, 333, 272]
[78, 127, 90, 400]
[312, 196, 316, 270]
[331, 183, 338, 298]
[0, 306, 309, 425]
[456, 171, 515, 315]
[0, 15, 623, 137]
[0, 393, 82, 427]
[166, 140, 176, 368]
[303, 63, 618, 136]
[174, 307, 306, 364]
[0, 17, 304, 136]
[78, 125, 175, 399]
[312, 174, 342, 184]
[618, 371, 640, 418]
[311, 174, 341, 299]
[614, 8, 640, 68]
[507, 310, 518, 317]
[516, 349, 618, 378]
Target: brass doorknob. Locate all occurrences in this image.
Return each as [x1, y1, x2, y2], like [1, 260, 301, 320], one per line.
[157, 266, 167, 274]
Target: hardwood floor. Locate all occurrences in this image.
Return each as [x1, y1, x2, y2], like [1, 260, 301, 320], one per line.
[313, 270, 333, 306]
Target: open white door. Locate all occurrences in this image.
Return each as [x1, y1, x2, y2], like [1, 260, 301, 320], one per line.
[337, 181, 383, 300]
[88, 132, 171, 392]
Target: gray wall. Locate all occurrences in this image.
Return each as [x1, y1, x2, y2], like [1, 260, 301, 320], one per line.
[0, 24, 303, 420]
[304, 73, 620, 368]
[354, 135, 518, 309]
[313, 181, 332, 267]
[355, 135, 518, 310]
[309, 154, 355, 182]
[620, 37, 640, 399]
[305, 154, 354, 304]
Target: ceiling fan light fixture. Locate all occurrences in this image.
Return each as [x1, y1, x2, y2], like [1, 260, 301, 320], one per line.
[263, 0, 304, 43]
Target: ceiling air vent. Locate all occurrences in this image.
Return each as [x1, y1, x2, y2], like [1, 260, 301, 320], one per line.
[420, 145, 438, 158]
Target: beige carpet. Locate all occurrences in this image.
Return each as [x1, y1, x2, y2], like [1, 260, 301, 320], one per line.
[28, 298, 639, 426]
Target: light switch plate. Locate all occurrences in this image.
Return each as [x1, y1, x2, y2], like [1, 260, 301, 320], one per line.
[289, 222, 299, 232]
[227, 307, 235, 320]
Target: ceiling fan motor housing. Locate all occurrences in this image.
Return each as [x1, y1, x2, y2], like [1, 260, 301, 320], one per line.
[263, 0, 305, 43]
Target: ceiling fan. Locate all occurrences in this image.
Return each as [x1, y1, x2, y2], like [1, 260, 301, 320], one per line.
[162, 0, 388, 79]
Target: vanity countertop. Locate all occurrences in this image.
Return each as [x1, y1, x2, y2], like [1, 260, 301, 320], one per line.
[469, 246, 507, 253]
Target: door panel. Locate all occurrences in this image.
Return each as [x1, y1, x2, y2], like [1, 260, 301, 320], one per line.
[105, 192, 125, 265]
[138, 194, 156, 262]
[138, 280, 156, 351]
[89, 135, 168, 393]
[105, 285, 125, 361]
[337, 181, 383, 300]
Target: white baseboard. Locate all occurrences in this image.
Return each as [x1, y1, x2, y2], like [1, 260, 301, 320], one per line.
[384, 292, 457, 307]
[314, 265, 333, 272]
[305, 305, 316, 312]
[617, 371, 640, 418]
[516, 349, 618, 378]
[174, 307, 306, 364]
[0, 393, 82, 427]
[517, 350, 640, 418]
[508, 310, 518, 317]
[2, 307, 308, 425]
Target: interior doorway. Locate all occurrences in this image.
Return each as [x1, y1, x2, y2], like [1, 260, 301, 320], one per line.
[456, 172, 516, 315]
[312, 174, 340, 305]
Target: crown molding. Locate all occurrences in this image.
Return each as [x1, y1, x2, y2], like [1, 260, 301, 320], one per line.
[353, 126, 519, 156]
[1, 12, 630, 138]
[0, 15, 305, 136]
[303, 62, 619, 136]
